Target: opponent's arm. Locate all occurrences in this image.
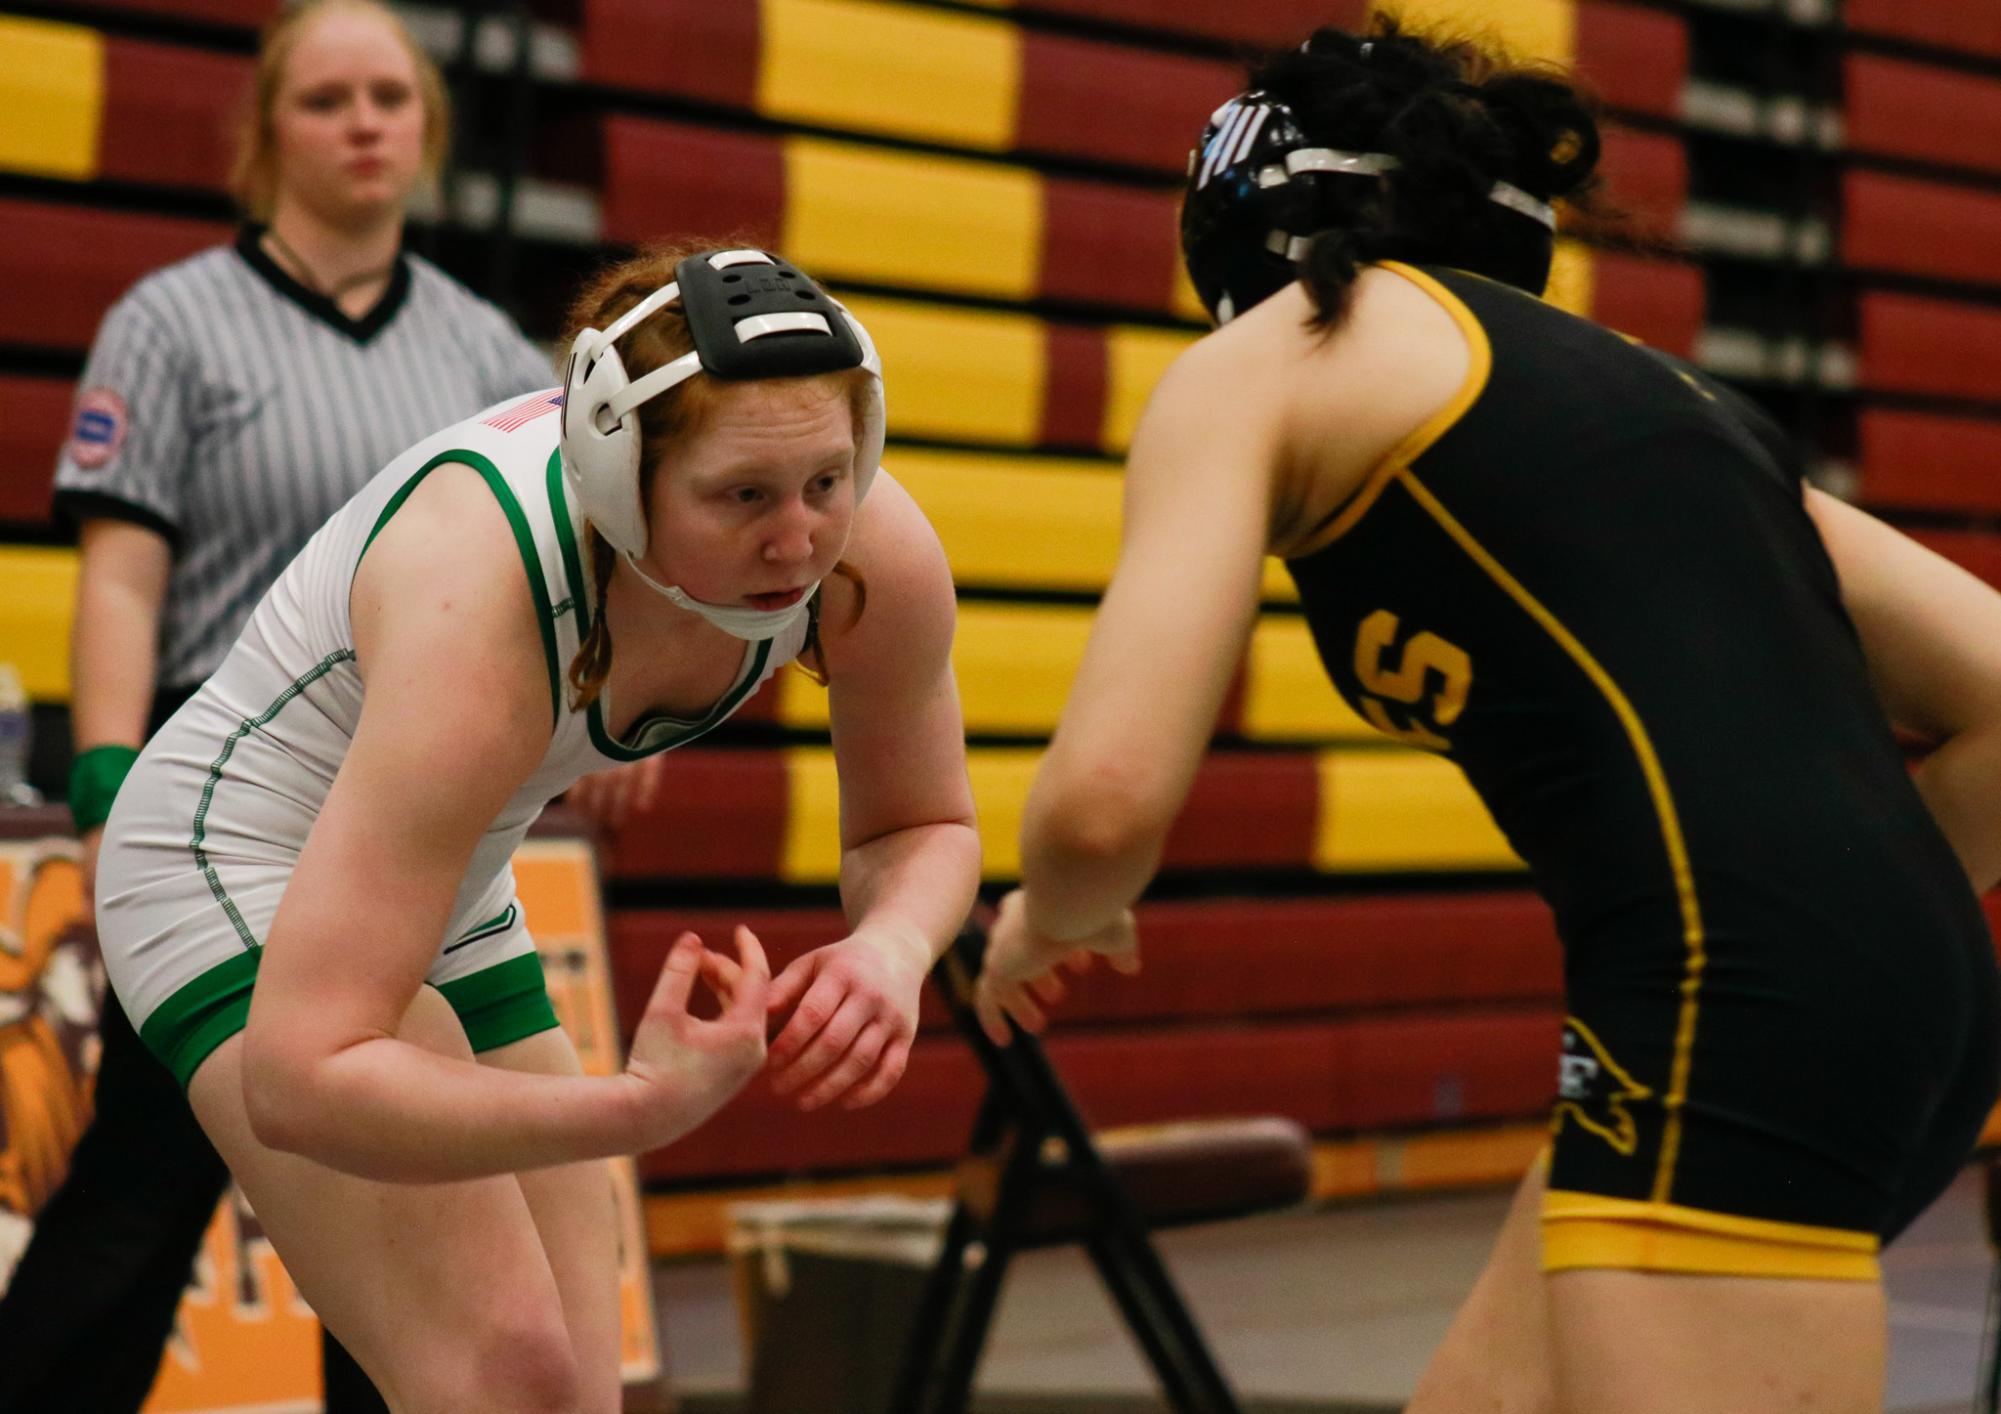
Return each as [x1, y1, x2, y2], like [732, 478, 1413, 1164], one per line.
[970, 340, 1277, 1040]
[762, 475, 980, 1110]
[242, 466, 765, 1180]
[1032, 346, 1274, 919]
[1805, 488, 2001, 889]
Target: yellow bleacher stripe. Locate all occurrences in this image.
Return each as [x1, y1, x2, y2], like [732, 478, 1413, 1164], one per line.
[838, 295, 1044, 445]
[780, 746, 1042, 881]
[1372, 0, 1577, 63]
[0, 548, 78, 701]
[1314, 749, 1522, 871]
[1545, 238, 1593, 320]
[779, 747, 841, 882]
[887, 449, 1120, 591]
[778, 601, 1086, 734]
[0, 18, 104, 182]
[965, 747, 1040, 878]
[759, 0, 1020, 151]
[782, 604, 1378, 743]
[1102, 324, 1197, 452]
[884, 449, 1296, 599]
[792, 745, 1521, 883]
[784, 137, 1041, 301]
[1243, 617, 1373, 741]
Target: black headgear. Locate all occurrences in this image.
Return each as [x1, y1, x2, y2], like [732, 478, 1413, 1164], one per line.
[1179, 90, 1558, 324]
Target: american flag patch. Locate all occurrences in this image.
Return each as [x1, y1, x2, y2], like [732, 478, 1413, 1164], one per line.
[484, 391, 564, 433]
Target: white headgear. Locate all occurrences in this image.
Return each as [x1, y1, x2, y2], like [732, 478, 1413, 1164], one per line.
[559, 248, 886, 639]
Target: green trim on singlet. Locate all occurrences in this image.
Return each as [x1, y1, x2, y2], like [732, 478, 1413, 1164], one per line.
[436, 951, 560, 1053]
[140, 948, 262, 1089]
[190, 648, 356, 953]
[137, 946, 557, 1091]
[357, 450, 562, 726]
[542, 448, 775, 762]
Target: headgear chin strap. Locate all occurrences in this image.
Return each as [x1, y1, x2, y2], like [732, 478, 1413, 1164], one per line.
[622, 557, 819, 642]
[559, 248, 885, 639]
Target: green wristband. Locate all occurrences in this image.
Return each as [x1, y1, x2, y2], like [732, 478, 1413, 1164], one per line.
[69, 745, 140, 833]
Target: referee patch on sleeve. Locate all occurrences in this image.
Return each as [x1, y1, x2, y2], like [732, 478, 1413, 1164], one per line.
[68, 388, 129, 470]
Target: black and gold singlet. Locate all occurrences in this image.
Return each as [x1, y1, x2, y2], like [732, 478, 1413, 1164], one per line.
[1286, 262, 2000, 1269]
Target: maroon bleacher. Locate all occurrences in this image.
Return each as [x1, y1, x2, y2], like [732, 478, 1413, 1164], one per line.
[1846, 0, 2001, 64]
[1856, 410, 2001, 515]
[0, 201, 228, 352]
[644, 1010, 1562, 1182]
[1597, 124, 1688, 246]
[1844, 170, 2001, 289]
[1858, 291, 2001, 403]
[1845, 54, 2001, 179]
[100, 38, 248, 192]
[0, 378, 71, 524]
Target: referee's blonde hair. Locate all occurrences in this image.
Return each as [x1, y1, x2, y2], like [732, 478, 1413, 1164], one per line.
[231, 0, 451, 222]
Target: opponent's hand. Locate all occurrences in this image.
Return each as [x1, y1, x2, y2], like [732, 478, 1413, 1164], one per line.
[623, 927, 769, 1149]
[973, 889, 1140, 1046]
[762, 928, 930, 1111]
[564, 756, 666, 830]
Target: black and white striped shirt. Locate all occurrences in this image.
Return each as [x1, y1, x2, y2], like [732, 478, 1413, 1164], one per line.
[53, 228, 553, 687]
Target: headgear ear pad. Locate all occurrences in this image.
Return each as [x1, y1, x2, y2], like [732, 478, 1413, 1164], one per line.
[561, 329, 650, 557]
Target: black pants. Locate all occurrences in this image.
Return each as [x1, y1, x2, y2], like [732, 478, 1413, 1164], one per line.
[0, 992, 387, 1412]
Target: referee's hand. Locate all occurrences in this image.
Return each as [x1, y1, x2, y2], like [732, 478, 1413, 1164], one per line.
[565, 756, 666, 830]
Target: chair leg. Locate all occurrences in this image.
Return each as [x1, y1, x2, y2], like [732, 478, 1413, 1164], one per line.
[1084, 1227, 1240, 1414]
[890, 1201, 979, 1414]
[921, 1231, 1024, 1414]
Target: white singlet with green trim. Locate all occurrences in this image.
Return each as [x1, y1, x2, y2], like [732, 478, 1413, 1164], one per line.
[96, 389, 807, 1087]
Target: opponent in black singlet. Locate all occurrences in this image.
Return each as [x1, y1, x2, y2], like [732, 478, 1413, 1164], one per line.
[1286, 261, 2001, 1273]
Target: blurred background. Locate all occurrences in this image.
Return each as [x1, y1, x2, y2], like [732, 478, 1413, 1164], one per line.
[2, 0, 2000, 1410]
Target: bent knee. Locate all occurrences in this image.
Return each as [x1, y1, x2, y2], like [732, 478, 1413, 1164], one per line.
[405, 1306, 582, 1413]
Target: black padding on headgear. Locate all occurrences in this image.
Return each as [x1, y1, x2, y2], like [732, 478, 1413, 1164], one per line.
[1181, 92, 1332, 322]
[675, 250, 865, 380]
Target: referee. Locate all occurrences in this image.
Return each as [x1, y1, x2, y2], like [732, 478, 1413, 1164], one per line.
[0, 4, 552, 1410]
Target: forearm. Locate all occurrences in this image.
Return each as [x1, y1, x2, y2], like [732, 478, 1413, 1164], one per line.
[839, 818, 981, 965]
[70, 567, 162, 749]
[1913, 726, 2001, 893]
[1017, 763, 1167, 944]
[248, 1030, 646, 1183]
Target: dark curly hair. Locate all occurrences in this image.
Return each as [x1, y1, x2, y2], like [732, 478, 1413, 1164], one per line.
[1253, 17, 1604, 325]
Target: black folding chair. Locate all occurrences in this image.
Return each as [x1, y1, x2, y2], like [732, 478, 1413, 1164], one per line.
[891, 922, 1313, 1414]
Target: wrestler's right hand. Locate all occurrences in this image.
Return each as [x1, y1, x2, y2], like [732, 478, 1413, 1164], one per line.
[623, 926, 770, 1149]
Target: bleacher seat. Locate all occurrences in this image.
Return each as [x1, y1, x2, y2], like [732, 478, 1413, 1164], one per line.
[0, 377, 70, 525]
[1844, 170, 2001, 288]
[0, 200, 228, 351]
[1856, 410, 2001, 516]
[100, 37, 246, 191]
[1845, 53, 2001, 179]
[1845, 0, 2001, 64]
[1858, 291, 2001, 403]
